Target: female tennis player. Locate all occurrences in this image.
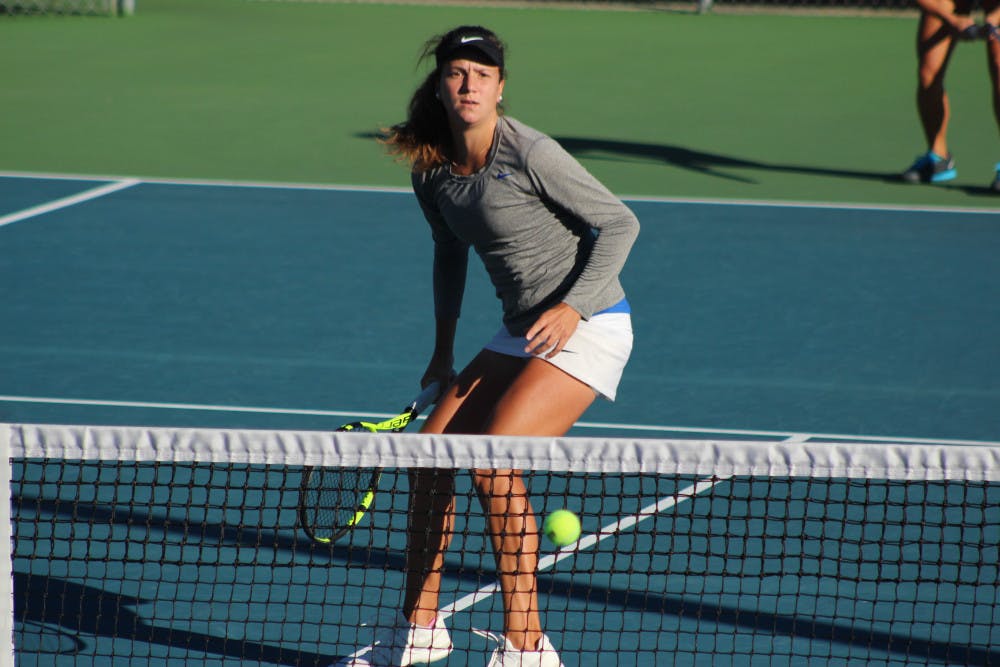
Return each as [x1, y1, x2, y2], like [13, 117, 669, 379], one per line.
[338, 26, 639, 667]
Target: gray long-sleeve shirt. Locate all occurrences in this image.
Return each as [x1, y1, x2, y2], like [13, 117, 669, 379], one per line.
[413, 116, 640, 337]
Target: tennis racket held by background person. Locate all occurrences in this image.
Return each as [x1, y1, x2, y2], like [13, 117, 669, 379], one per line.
[298, 382, 442, 544]
[962, 22, 1000, 40]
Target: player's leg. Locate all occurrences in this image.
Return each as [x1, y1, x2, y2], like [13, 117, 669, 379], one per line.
[470, 467, 542, 652]
[402, 467, 457, 625]
[335, 353, 529, 666]
[985, 0, 1000, 189]
[403, 350, 529, 627]
[471, 359, 597, 652]
[905, 10, 960, 182]
[917, 11, 955, 157]
[421, 350, 530, 435]
[483, 358, 597, 437]
[405, 354, 598, 657]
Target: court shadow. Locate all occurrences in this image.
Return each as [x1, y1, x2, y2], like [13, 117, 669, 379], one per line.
[953, 183, 1000, 198]
[13, 493, 379, 666]
[14, 572, 332, 666]
[17, 493, 372, 564]
[542, 576, 1000, 664]
[354, 131, 897, 185]
[551, 136, 899, 185]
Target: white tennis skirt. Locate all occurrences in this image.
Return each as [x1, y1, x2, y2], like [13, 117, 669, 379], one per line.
[484, 312, 633, 401]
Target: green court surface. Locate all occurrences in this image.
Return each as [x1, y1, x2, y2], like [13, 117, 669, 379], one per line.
[1, 0, 1000, 207]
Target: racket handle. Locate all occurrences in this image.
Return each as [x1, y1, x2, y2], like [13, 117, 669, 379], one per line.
[970, 22, 1000, 41]
[411, 381, 443, 414]
[961, 24, 983, 40]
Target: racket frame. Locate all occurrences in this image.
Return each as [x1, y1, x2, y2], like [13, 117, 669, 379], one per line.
[298, 382, 442, 544]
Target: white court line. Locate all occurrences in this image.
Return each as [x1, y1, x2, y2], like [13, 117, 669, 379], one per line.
[0, 170, 410, 196]
[0, 394, 393, 422]
[570, 419, 1000, 447]
[2, 394, 998, 447]
[0, 178, 141, 228]
[621, 193, 1000, 216]
[438, 476, 724, 623]
[2, 170, 998, 215]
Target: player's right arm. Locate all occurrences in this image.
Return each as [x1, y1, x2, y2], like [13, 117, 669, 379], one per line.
[414, 174, 468, 390]
[422, 316, 458, 390]
[422, 241, 466, 390]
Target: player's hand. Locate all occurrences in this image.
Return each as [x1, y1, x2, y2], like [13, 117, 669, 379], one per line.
[525, 303, 582, 359]
[958, 24, 982, 40]
[953, 17, 980, 39]
[421, 351, 455, 394]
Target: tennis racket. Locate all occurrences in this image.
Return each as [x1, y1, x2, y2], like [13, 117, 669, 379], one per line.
[963, 22, 1000, 40]
[298, 382, 442, 544]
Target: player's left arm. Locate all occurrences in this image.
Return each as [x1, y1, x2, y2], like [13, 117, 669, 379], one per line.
[524, 137, 640, 322]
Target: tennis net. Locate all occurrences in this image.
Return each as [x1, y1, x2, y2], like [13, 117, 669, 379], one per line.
[3, 423, 999, 665]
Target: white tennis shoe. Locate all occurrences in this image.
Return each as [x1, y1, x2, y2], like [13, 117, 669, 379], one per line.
[486, 634, 564, 667]
[333, 613, 453, 666]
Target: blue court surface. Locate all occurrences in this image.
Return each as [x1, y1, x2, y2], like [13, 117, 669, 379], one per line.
[2, 173, 999, 666]
[2, 173, 998, 441]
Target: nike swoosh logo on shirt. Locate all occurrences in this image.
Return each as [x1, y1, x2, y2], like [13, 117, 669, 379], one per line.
[496, 172, 513, 180]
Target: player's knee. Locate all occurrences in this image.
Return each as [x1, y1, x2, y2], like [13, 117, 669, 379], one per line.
[917, 66, 946, 91]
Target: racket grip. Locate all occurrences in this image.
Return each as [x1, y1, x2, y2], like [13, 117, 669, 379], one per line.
[960, 24, 983, 40]
[412, 381, 443, 414]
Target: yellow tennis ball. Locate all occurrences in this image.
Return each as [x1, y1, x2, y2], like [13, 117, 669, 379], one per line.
[543, 509, 581, 547]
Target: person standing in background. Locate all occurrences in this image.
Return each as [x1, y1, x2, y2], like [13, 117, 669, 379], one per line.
[901, 0, 1000, 191]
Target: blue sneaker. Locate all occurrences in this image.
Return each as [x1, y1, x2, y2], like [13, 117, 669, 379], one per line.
[901, 151, 957, 184]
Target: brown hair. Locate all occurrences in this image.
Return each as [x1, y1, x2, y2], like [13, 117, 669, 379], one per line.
[380, 26, 507, 173]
